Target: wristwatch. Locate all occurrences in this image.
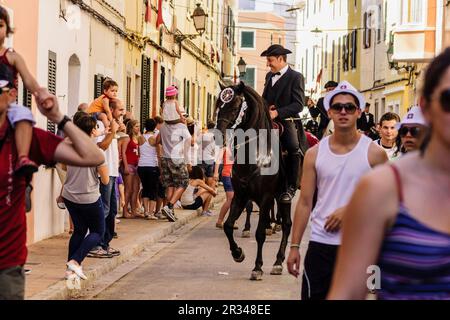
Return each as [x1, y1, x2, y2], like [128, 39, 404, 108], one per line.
[57, 115, 72, 131]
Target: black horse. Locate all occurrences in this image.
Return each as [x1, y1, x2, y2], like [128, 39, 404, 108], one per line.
[215, 82, 292, 280]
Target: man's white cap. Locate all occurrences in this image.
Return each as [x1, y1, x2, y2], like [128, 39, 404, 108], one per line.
[396, 106, 428, 129]
[323, 80, 366, 111]
[0, 80, 9, 88]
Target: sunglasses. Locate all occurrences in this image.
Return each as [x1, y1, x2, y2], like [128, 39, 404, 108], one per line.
[440, 89, 450, 112]
[399, 126, 422, 138]
[329, 103, 358, 114]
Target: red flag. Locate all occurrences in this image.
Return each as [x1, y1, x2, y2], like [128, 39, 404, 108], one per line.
[156, 0, 164, 28]
[316, 68, 323, 83]
[145, 1, 151, 23]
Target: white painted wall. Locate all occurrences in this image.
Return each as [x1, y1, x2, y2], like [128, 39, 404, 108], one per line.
[33, 0, 91, 242]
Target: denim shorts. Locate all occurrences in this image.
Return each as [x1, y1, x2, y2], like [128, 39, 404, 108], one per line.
[222, 176, 233, 192]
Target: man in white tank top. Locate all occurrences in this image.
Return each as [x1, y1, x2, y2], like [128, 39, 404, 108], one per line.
[287, 81, 388, 300]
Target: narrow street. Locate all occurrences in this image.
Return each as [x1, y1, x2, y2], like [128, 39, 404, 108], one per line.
[75, 198, 306, 300]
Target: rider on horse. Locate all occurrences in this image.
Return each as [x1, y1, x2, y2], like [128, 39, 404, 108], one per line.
[261, 44, 309, 203]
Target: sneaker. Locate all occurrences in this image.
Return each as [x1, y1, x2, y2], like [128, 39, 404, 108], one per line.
[162, 206, 177, 222]
[146, 214, 158, 220]
[155, 211, 166, 220]
[174, 201, 182, 209]
[115, 218, 121, 224]
[107, 247, 121, 257]
[66, 262, 88, 280]
[24, 268, 32, 275]
[202, 210, 215, 217]
[87, 248, 113, 258]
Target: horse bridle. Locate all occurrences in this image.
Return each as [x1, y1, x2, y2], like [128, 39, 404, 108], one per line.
[216, 87, 249, 130]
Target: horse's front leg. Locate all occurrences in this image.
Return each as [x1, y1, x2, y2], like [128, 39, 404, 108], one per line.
[251, 199, 271, 281]
[271, 200, 292, 275]
[224, 195, 248, 263]
[242, 200, 252, 238]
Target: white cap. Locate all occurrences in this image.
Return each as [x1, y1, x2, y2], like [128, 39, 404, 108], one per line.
[0, 80, 9, 88]
[396, 106, 428, 129]
[323, 80, 366, 111]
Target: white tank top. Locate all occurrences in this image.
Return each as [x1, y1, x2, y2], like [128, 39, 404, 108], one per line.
[181, 183, 196, 206]
[310, 135, 372, 245]
[138, 133, 158, 167]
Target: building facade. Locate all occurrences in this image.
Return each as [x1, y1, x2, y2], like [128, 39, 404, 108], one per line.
[445, 0, 450, 47]
[2, 0, 238, 244]
[237, 0, 286, 94]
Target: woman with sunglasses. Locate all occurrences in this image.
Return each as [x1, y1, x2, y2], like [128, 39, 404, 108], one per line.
[397, 106, 428, 154]
[328, 48, 450, 300]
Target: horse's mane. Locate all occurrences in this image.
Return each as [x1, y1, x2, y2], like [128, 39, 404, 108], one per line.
[241, 84, 271, 130]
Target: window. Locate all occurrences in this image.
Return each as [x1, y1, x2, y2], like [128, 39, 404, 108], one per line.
[126, 76, 131, 112]
[337, 37, 341, 81]
[401, 0, 425, 25]
[351, 30, 357, 69]
[377, 4, 382, 43]
[239, 0, 255, 10]
[331, 40, 335, 80]
[343, 34, 349, 72]
[363, 12, 372, 49]
[140, 55, 151, 125]
[240, 31, 255, 49]
[241, 67, 256, 89]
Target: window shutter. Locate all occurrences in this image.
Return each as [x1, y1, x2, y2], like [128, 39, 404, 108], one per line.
[351, 30, 357, 69]
[140, 55, 151, 126]
[126, 76, 131, 112]
[23, 86, 32, 109]
[47, 51, 57, 133]
[94, 74, 104, 99]
[343, 35, 349, 71]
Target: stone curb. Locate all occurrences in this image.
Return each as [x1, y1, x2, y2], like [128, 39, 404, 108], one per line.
[28, 193, 225, 300]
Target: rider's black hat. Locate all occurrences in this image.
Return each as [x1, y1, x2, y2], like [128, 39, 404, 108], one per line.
[324, 81, 339, 89]
[261, 44, 292, 57]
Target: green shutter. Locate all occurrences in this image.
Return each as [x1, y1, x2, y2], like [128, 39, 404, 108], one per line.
[241, 31, 254, 48]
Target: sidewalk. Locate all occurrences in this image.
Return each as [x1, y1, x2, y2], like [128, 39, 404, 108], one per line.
[25, 193, 225, 300]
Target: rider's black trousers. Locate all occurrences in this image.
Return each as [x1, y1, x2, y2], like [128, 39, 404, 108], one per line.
[279, 120, 301, 189]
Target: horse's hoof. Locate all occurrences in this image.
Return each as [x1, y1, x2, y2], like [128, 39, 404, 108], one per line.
[232, 248, 245, 263]
[250, 270, 264, 281]
[270, 265, 283, 275]
[266, 228, 273, 236]
[274, 224, 282, 232]
[242, 230, 251, 238]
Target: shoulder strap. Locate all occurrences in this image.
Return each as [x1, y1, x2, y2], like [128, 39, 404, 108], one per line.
[390, 165, 404, 203]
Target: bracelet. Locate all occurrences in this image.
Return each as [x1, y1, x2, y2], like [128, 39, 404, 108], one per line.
[290, 243, 300, 249]
[57, 115, 71, 131]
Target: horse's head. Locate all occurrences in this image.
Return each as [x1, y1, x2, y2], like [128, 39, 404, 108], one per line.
[214, 82, 250, 144]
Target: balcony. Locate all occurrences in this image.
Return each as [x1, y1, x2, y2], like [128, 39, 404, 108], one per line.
[392, 26, 436, 62]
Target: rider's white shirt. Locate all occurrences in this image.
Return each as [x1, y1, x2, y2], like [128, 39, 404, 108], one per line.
[271, 65, 289, 86]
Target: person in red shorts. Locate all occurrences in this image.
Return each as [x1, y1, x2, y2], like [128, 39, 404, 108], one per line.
[0, 70, 104, 300]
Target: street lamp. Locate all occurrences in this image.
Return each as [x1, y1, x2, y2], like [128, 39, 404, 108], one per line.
[175, 3, 208, 43]
[238, 57, 247, 77]
[192, 3, 208, 36]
